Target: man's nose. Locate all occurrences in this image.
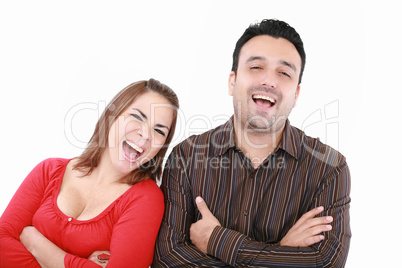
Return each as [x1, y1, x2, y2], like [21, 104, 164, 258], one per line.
[260, 69, 278, 89]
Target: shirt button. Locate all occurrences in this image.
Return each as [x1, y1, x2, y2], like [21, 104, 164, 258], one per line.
[244, 210, 248, 216]
[68, 217, 72, 222]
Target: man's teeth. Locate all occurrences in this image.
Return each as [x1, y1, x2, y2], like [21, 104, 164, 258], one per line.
[126, 141, 144, 153]
[253, 94, 276, 103]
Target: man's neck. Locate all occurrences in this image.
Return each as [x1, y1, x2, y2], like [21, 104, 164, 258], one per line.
[233, 119, 285, 168]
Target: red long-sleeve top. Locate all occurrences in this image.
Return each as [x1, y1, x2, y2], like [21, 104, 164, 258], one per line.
[0, 158, 164, 267]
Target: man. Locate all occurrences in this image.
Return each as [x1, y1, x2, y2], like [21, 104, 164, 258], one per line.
[153, 19, 351, 267]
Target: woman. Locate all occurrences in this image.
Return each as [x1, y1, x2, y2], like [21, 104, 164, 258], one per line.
[0, 79, 179, 267]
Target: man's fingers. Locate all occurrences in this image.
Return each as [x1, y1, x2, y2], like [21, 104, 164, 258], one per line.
[307, 216, 333, 228]
[302, 206, 324, 220]
[195, 196, 212, 218]
[305, 234, 325, 246]
[280, 207, 335, 247]
[309, 223, 332, 235]
[294, 206, 325, 228]
[295, 216, 333, 234]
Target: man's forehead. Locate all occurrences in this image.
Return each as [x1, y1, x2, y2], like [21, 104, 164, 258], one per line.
[239, 35, 301, 69]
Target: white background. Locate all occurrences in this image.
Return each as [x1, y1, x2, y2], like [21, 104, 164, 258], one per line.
[1, 1, 400, 266]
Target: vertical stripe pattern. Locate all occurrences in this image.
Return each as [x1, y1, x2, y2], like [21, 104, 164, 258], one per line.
[153, 117, 351, 267]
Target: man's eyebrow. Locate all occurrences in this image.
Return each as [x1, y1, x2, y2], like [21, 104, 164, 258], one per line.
[132, 108, 147, 120]
[279, 60, 297, 72]
[246, 57, 297, 72]
[246, 56, 266, 63]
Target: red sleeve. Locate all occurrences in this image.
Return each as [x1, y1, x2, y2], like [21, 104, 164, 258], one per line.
[64, 179, 165, 268]
[0, 159, 67, 268]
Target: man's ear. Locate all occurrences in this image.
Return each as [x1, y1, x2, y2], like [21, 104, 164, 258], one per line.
[228, 71, 236, 96]
[293, 85, 301, 107]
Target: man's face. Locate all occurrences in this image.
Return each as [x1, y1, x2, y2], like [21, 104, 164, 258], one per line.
[229, 35, 302, 134]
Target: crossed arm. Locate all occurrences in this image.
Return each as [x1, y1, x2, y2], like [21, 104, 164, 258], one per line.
[19, 226, 109, 267]
[190, 196, 333, 253]
[0, 160, 104, 268]
[4, 193, 161, 268]
[0, 160, 163, 268]
[153, 158, 351, 267]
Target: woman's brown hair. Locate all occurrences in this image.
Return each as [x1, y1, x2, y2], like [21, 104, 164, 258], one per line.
[73, 78, 179, 184]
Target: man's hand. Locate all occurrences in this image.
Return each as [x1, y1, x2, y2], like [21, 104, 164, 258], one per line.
[190, 196, 221, 253]
[280, 206, 333, 247]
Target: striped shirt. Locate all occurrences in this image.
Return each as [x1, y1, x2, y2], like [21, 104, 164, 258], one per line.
[153, 117, 351, 267]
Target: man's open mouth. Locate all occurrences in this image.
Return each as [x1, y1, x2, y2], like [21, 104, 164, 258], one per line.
[252, 94, 276, 108]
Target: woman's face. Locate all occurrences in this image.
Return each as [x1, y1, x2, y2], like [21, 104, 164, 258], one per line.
[106, 91, 174, 176]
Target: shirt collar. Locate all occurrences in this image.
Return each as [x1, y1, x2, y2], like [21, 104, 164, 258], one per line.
[213, 117, 300, 160]
[212, 116, 236, 156]
[275, 119, 300, 160]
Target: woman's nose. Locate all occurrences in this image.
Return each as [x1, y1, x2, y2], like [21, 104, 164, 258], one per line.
[138, 124, 150, 140]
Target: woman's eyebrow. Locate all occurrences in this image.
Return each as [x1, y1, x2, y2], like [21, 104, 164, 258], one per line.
[132, 108, 170, 131]
[156, 123, 170, 131]
[132, 108, 147, 120]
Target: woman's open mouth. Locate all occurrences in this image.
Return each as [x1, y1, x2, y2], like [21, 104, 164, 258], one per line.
[122, 140, 144, 163]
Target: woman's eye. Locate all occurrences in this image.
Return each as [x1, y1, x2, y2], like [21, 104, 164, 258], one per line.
[155, 129, 166, 136]
[131, 114, 142, 121]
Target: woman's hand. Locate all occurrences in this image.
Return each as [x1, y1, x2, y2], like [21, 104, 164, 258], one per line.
[88, 250, 111, 267]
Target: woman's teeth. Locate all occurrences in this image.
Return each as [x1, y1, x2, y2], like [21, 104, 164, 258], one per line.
[125, 141, 144, 153]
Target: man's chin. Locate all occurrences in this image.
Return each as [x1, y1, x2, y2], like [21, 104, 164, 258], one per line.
[246, 121, 274, 133]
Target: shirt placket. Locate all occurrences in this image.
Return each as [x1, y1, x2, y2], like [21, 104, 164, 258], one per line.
[237, 160, 257, 237]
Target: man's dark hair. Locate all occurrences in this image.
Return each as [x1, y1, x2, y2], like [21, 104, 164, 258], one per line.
[231, 19, 306, 84]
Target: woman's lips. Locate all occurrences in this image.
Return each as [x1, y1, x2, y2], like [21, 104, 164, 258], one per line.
[122, 140, 144, 163]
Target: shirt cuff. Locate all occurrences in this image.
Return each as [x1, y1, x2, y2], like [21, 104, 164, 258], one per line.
[207, 226, 246, 266]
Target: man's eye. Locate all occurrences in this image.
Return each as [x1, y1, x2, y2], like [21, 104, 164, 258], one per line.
[131, 114, 143, 121]
[281, 72, 290, 77]
[155, 129, 166, 136]
[250, 66, 261, 70]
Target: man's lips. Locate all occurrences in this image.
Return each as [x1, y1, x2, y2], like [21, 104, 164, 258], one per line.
[252, 94, 276, 109]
